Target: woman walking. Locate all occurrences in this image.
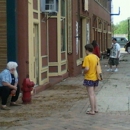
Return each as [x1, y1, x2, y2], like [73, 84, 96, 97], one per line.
[91, 40, 100, 58]
[82, 44, 100, 115]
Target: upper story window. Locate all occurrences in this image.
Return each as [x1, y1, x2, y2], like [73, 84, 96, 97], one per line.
[40, 0, 58, 13]
[84, 0, 88, 11]
[95, 0, 109, 11]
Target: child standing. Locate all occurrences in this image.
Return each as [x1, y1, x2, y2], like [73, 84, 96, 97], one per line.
[82, 44, 100, 115]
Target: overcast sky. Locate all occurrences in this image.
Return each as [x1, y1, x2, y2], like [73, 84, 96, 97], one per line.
[112, 0, 130, 24]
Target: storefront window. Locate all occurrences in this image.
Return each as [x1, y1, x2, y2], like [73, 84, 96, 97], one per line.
[61, 0, 65, 17]
[61, 0, 66, 51]
[61, 19, 65, 51]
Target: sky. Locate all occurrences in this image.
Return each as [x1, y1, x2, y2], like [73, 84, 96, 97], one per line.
[112, 0, 130, 25]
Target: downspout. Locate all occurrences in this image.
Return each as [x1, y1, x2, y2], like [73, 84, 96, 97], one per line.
[6, 0, 17, 62]
[77, 0, 80, 40]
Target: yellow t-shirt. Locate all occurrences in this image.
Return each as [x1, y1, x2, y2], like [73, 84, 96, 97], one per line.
[82, 54, 98, 81]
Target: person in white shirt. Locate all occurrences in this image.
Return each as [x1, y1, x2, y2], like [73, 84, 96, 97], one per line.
[107, 38, 120, 72]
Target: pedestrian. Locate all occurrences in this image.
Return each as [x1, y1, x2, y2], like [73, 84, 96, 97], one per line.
[107, 38, 120, 72]
[82, 44, 100, 115]
[0, 61, 20, 110]
[124, 41, 130, 53]
[91, 40, 100, 58]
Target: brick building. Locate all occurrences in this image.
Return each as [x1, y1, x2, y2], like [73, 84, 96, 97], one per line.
[67, 0, 112, 76]
[0, 0, 112, 92]
[0, 0, 7, 71]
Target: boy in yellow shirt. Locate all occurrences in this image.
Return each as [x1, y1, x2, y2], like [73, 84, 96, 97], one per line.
[82, 44, 100, 115]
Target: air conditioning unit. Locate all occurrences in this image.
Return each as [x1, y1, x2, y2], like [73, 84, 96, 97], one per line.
[40, 0, 58, 13]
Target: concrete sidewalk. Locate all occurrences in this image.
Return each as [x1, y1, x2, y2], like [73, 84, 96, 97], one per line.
[97, 53, 130, 113]
[2, 53, 130, 130]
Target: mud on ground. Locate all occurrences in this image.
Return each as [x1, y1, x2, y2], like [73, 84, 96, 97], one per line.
[0, 85, 87, 128]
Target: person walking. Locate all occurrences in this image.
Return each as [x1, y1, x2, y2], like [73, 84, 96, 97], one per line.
[125, 41, 130, 53]
[0, 61, 20, 110]
[91, 40, 100, 58]
[107, 38, 120, 72]
[82, 44, 100, 115]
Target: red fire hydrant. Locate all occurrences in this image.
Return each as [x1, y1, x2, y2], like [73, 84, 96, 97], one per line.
[21, 78, 35, 104]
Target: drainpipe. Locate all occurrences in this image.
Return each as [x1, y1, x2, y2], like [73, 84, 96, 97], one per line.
[6, 0, 17, 62]
[77, 0, 80, 39]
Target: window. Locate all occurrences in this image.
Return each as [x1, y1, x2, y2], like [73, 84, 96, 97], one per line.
[40, 0, 58, 13]
[61, 0, 66, 51]
[45, 0, 54, 10]
[95, 0, 108, 10]
[61, 19, 66, 51]
[84, 0, 88, 11]
[121, 38, 127, 42]
[116, 37, 128, 42]
[61, 0, 65, 16]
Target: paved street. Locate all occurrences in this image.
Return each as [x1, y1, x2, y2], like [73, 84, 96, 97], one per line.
[1, 52, 130, 130]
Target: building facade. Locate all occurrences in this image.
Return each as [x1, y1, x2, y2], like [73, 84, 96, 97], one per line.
[0, 0, 7, 71]
[0, 0, 112, 92]
[67, 0, 112, 76]
[89, 0, 112, 52]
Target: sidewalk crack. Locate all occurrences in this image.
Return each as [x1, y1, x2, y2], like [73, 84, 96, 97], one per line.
[128, 97, 130, 113]
[106, 105, 109, 112]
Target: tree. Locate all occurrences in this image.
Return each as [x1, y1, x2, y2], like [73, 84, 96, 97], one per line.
[113, 19, 128, 34]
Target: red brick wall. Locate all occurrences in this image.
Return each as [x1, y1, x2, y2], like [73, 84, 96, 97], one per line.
[0, 0, 7, 71]
[48, 18, 57, 62]
[89, 0, 111, 42]
[17, 0, 29, 87]
[68, 0, 111, 77]
[68, 0, 82, 77]
[89, 0, 111, 22]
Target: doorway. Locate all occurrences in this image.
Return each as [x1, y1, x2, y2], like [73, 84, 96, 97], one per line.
[33, 24, 39, 84]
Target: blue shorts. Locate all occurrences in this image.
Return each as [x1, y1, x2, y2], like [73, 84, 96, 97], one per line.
[83, 79, 99, 87]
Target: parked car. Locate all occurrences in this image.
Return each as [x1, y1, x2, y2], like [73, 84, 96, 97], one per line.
[113, 36, 128, 48]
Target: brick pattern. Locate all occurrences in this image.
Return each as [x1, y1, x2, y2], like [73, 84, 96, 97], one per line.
[0, 0, 7, 71]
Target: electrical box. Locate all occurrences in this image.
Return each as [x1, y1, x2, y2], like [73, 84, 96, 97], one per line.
[40, 0, 58, 13]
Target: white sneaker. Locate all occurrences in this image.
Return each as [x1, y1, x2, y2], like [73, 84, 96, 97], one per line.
[114, 68, 118, 72]
[107, 69, 112, 72]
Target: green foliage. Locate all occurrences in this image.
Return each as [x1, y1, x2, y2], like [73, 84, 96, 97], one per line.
[113, 20, 128, 34]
